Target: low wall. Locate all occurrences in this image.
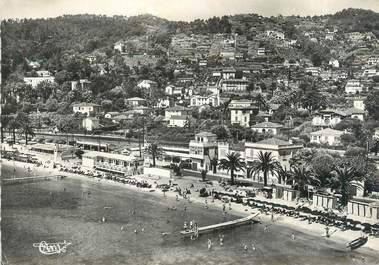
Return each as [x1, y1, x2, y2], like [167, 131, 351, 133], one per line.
[144, 167, 172, 178]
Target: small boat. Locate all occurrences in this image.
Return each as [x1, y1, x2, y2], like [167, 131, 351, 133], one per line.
[346, 236, 368, 250]
[180, 213, 259, 237]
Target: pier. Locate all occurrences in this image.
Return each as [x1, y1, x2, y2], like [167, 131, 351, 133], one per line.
[180, 213, 259, 237]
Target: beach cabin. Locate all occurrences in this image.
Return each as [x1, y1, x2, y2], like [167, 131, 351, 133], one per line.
[312, 193, 337, 210]
[82, 151, 143, 176]
[347, 198, 379, 224]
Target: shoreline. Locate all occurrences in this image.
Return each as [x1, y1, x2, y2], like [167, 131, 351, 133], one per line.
[2, 159, 379, 256]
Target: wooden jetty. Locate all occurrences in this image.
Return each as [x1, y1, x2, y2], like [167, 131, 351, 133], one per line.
[180, 212, 259, 237]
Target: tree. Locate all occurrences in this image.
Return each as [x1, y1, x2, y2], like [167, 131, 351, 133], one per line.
[310, 153, 335, 187]
[218, 152, 245, 185]
[45, 98, 59, 112]
[364, 90, 379, 120]
[144, 142, 163, 167]
[248, 151, 280, 186]
[16, 112, 34, 145]
[288, 165, 320, 197]
[331, 166, 364, 206]
[7, 117, 20, 143]
[210, 157, 218, 174]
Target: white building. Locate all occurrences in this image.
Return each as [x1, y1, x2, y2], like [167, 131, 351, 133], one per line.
[257, 47, 266, 56]
[245, 138, 303, 183]
[165, 106, 192, 120]
[71, 79, 91, 90]
[310, 128, 346, 146]
[345, 79, 363, 94]
[137, 80, 158, 90]
[72, 103, 102, 116]
[168, 115, 192, 127]
[353, 98, 365, 111]
[328, 59, 339, 68]
[229, 100, 259, 127]
[189, 132, 218, 171]
[251, 120, 283, 135]
[125, 97, 146, 107]
[220, 79, 249, 93]
[312, 109, 347, 127]
[23, 76, 55, 88]
[114, 41, 125, 53]
[190, 94, 219, 107]
[165, 85, 183, 96]
[82, 117, 100, 132]
[368, 56, 379, 66]
[305, 67, 321, 76]
[82, 151, 143, 176]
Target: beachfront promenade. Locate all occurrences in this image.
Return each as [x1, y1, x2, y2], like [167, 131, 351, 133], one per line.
[2, 142, 379, 254]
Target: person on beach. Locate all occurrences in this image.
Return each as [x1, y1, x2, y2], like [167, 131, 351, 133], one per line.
[121, 226, 125, 231]
[184, 221, 188, 231]
[229, 202, 232, 210]
[102, 216, 106, 223]
[184, 206, 187, 212]
[189, 220, 193, 230]
[134, 229, 138, 234]
[176, 194, 179, 201]
[325, 226, 330, 238]
[243, 244, 248, 252]
[251, 243, 256, 251]
[223, 203, 226, 212]
[291, 233, 295, 241]
[207, 239, 212, 250]
[271, 212, 274, 222]
[264, 225, 269, 232]
[219, 234, 224, 246]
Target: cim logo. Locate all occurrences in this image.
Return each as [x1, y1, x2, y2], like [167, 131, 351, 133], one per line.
[33, 240, 72, 255]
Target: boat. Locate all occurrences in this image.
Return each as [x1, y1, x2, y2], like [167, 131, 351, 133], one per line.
[180, 212, 259, 237]
[346, 236, 368, 250]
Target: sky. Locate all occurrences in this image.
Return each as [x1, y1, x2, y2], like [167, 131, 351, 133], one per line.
[0, 0, 378, 21]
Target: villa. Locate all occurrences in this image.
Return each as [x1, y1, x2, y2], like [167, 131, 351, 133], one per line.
[189, 132, 218, 171]
[251, 120, 283, 135]
[310, 128, 346, 146]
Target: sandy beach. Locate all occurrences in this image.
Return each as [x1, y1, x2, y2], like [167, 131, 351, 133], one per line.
[2, 158, 379, 263]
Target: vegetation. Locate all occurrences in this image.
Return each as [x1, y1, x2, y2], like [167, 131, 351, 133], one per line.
[144, 142, 163, 167]
[218, 152, 245, 185]
[248, 151, 281, 187]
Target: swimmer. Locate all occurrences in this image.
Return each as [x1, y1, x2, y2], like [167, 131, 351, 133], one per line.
[219, 234, 224, 246]
[229, 202, 232, 210]
[184, 206, 187, 212]
[141, 227, 144, 232]
[121, 226, 124, 231]
[184, 221, 188, 230]
[222, 204, 226, 212]
[251, 243, 256, 251]
[264, 225, 269, 232]
[134, 229, 138, 234]
[243, 244, 248, 252]
[176, 195, 179, 201]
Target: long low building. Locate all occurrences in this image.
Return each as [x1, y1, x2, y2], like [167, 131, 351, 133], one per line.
[82, 151, 144, 176]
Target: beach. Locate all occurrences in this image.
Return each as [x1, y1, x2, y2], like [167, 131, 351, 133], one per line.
[2, 159, 379, 265]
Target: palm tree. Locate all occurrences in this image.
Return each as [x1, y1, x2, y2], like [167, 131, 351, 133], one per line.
[7, 117, 19, 144]
[276, 164, 291, 185]
[144, 142, 163, 167]
[218, 152, 245, 185]
[248, 151, 281, 186]
[288, 165, 320, 197]
[332, 166, 364, 206]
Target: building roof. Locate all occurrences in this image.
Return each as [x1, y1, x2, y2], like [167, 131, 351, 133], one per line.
[310, 128, 345, 136]
[125, 97, 146, 101]
[314, 108, 347, 116]
[255, 138, 298, 147]
[196, 132, 216, 137]
[251, 121, 283, 129]
[82, 151, 141, 162]
[170, 115, 191, 120]
[73, 102, 101, 107]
